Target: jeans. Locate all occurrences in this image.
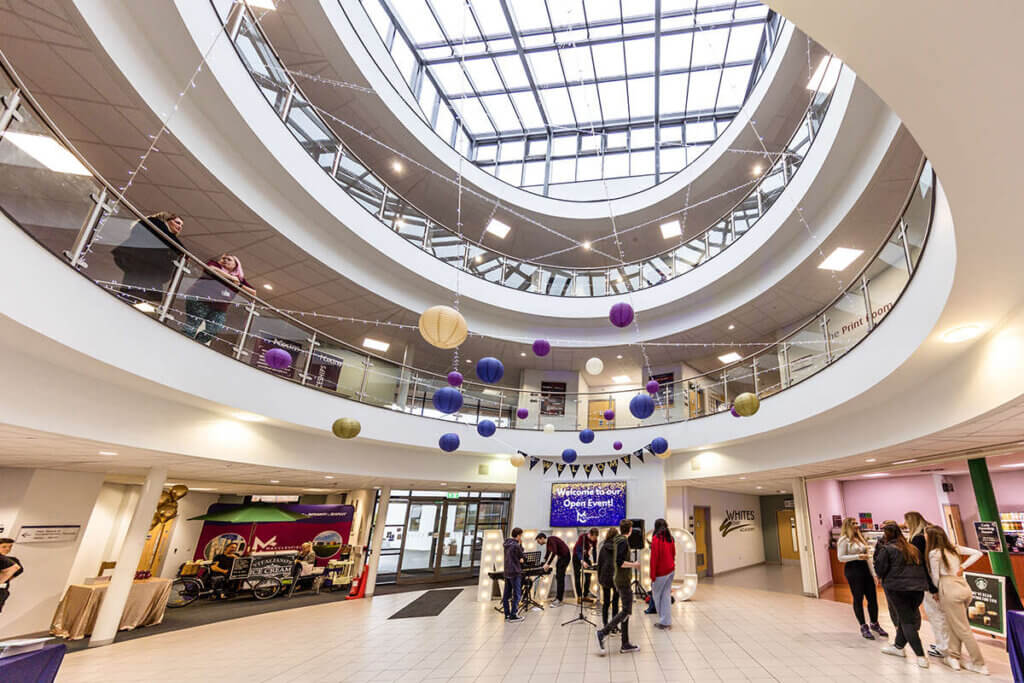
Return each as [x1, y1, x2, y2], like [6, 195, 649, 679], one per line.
[844, 561, 878, 625]
[553, 556, 570, 601]
[652, 571, 674, 626]
[572, 558, 591, 600]
[601, 584, 619, 626]
[887, 589, 925, 656]
[502, 575, 522, 618]
[182, 299, 227, 345]
[599, 581, 633, 645]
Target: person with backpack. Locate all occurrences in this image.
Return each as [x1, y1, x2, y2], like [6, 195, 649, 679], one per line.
[502, 527, 525, 622]
[595, 519, 640, 655]
[597, 527, 620, 634]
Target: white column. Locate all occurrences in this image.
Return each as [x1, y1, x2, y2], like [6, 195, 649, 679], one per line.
[791, 477, 819, 598]
[88, 467, 166, 647]
[363, 487, 390, 598]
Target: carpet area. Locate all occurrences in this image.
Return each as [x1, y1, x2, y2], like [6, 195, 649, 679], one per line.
[388, 589, 463, 619]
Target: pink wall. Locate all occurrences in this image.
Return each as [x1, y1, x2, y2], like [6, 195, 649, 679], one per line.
[806, 478, 844, 589]
[839, 474, 943, 529]
[947, 470, 1024, 546]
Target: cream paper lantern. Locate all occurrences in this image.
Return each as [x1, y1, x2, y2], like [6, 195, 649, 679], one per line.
[418, 305, 468, 349]
[510, 453, 526, 467]
[543, 423, 555, 434]
[655, 448, 672, 460]
[585, 357, 604, 375]
[733, 392, 760, 417]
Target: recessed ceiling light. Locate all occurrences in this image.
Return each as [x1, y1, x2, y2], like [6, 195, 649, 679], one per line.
[270, 480, 280, 483]
[582, 241, 592, 250]
[440, 482, 447, 486]
[777, 490, 786, 493]
[1000, 463, 1024, 469]
[363, 338, 390, 352]
[659, 220, 681, 240]
[520, 352, 526, 357]
[98, 450, 117, 456]
[133, 302, 156, 314]
[475, 255, 483, 263]
[234, 412, 265, 422]
[863, 473, 889, 478]
[391, 159, 403, 173]
[752, 164, 762, 175]
[865, 458, 877, 463]
[190, 487, 218, 491]
[303, 488, 332, 492]
[727, 324, 735, 330]
[616, 354, 623, 359]
[5, 132, 91, 176]
[466, 359, 472, 364]
[807, 55, 842, 94]
[611, 375, 631, 384]
[755, 485, 763, 489]
[324, 476, 334, 479]
[485, 218, 511, 239]
[262, 283, 273, 290]
[244, 0, 277, 9]
[893, 459, 918, 465]
[941, 324, 984, 344]
[739, 476, 746, 480]
[818, 247, 864, 271]
[718, 352, 742, 363]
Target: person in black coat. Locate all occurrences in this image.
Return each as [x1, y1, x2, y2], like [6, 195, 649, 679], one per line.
[874, 523, 930, 667]
[112, 212, 185, 303]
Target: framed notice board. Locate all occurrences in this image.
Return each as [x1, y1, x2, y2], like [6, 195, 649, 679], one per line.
[540, 381, 566, 416]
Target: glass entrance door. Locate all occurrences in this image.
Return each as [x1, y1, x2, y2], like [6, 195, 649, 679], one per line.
[396, 501, 444, 581]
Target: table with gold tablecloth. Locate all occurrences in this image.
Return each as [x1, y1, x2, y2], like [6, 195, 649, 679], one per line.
[49, 578, 172, 640]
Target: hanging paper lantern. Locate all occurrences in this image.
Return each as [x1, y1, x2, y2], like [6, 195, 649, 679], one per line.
[532, 339, 551, 357]
[579, 429, 595, 444]
[730, 405, 741, 418]
[603, 409, 615, 421]
[447, 371, 464, 387]
[264, 347, 292, 371]
[646, 379, 660, 395]
[629, 393, 655, 420]
[432, 387, 463, 414]
[561, 448, 578, 464]
[439, 433, 460, 452]
[650, 437, 669, 455]
[609, 302, 634, 328]
[418, 305, 467, 349]
[476, 357, 505, 384]
[585, 357, 604, 375]
[477, 419, 496, 437]
[613, 441, 623, 451]
[510, 453, 526, 467]
[517, 407, 529, 419]
[543, 423, 555, 434]
[733, 392, 760, 417]
[332, 417, 361, 439]
[655, 448, 672, 460]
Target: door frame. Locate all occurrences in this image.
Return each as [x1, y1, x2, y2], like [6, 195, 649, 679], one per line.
[777, 508, 800, 565]
[694, 505, 713, 578]
[395, 499, 445, 584]
[943, 504, 966, 546]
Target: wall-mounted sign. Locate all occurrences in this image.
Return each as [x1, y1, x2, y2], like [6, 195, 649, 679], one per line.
[858, 513, 873, 530]
[973, 521, 1004, 553]
[15, 525, 81, 543]
[229, 554, 295, 581]
[964, 572, 1006, 637]
[720, 510, 756, 537]
[540, 381, 566, 416]
[550, 482, 626, 527]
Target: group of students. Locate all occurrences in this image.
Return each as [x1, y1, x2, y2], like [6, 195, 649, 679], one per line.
[837, 511, 989, 674]
[501, 518, 677, 655]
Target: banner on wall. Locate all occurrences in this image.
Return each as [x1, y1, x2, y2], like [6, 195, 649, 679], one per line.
[193, 504, 354, 565]
[252, 337, 304, 379]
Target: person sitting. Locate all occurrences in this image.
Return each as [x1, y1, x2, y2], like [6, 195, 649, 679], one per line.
[112, 212, 185, 304]
[209, 542, 241, 598]
[536, 532, 571, 606]
[291, 542, 317, 591]
[572, 528, 598, 604]
[181, 254, 255, 345]
[502, 528, 525, 622]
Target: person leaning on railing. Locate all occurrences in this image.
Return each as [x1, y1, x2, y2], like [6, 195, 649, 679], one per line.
[112, 212, 185, 304]
[181, 253, 255, 345]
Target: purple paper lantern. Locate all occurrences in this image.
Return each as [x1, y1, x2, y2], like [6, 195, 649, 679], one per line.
[532, 339, 551, 357]
[264, 347, 292, 371]
[603, 409, 615, 421]
[613, 441, 623, 451]
[447, 371, 464, 387]
[646, 379, 660, 395]
[432, 387, 463, 414]
[651, 437, 669, 455]
[731, 405, 741, 418]
[579, 429, 595, 444]
[517, 407, 529, 420]
[439, 433, 460, 452]
[561, 448, 578, 464]
[609, 302, 634, 328]
[477, 419, 496, 437]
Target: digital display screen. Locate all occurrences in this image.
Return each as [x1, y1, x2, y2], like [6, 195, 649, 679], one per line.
[550, 482, 627, 527]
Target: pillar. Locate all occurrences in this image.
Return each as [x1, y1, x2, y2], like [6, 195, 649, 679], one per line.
[791, 477, 819, 598]
[363, 487, 390, 598]
[88, 467, 166, 647]
[967, 458, 1022, 610]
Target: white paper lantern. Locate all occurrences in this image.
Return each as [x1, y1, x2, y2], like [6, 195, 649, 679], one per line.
[543, 423, 555, 434]
[585, 357, 604, 375]
[418, 305, 467, 349]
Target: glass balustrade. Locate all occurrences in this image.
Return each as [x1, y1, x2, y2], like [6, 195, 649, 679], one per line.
[0, 47, 933, 438]
[213, 1, 844, 297]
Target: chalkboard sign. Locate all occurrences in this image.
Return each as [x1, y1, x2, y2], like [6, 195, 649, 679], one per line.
[228, 554, 296, 580]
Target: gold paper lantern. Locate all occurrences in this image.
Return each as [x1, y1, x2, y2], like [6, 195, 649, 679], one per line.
[418, 305, 467, 349]
[332, 417, 361, 439]
[169, 484, 189, 501]
[655, 448, 672, 460]
[510, 453, 526, 467]
[733, 392, 760, 417]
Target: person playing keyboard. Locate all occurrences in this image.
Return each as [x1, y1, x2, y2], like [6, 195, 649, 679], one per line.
[536, 532, 571, 606]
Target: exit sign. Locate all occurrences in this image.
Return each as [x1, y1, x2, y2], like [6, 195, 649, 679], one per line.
[446, 492, 459, 499]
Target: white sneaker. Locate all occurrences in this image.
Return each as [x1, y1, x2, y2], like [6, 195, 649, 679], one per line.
[548, 599, 562, 607]
[880, 644, 906, 658]
[963, 662, 990, 676]
[942, 657, 961, 671]
[916, 656, 930, 669]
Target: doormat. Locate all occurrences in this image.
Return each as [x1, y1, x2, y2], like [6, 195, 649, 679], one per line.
[388, 588, 463, 619]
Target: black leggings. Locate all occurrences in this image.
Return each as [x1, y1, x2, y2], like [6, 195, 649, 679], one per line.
[886, 589, 924, 656]
[845, 561, 878, 625]
[601, 584, 619, 626]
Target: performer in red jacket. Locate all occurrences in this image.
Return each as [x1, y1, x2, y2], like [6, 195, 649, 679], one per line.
[649, 519, 676, 628]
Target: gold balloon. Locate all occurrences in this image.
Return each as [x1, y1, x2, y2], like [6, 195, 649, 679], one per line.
[159, 509, 176, 523]
[733, 392, 760, 417]
[158, 491, 172, 506]
[169, 484, 189, 500]
[150, 513, 162, 530]
[332, 417, 361, 439]
[509, 453, 526, 467]
[418, 305, 467, 349]
[158, 501, 178, 518]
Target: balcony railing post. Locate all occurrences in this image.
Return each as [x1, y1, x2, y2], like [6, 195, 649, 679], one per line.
[496, 393, 504, 425]
[861, 276, 875, 331]
[330, 143, 344, 178]
[780, 155, 789, 184]
[377, 187, 388, 220]
[64, 187, 114, 269]
[780, 342, 791, 388]
[225, 0, 247, 40]
[279, 83, 296, 120]
[0, 87, 24, 137]
[722, 372, 729, 407]
[157, 256, 190, 323]
[233, 300, 259, 359]
[898, 217, 913, 273]
[301, 332, 319, 386]
[820, 315, 833, 363]
[752, 356, 760, 395]
[755, 185, 764, 216]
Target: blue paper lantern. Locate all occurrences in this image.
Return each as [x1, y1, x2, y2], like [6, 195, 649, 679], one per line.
[579, 429, 595, 444]
[477, 419, 496, 437]
[629, 393, 655, 420]
[651, 437, 669, 454]
[561, 448, 578, 464]
[432, 387, 463, 414]
[476, 356, 505, 384]
[439, 433, 460, 452]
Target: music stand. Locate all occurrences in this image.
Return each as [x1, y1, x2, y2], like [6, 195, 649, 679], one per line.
[561, 567, 598, 627]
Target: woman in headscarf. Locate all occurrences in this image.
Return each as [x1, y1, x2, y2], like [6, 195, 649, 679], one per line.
[181, 253, 255, 345]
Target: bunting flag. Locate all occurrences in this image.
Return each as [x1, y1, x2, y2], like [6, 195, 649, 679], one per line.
[583, 464, 593, 478]
[529, 456, 540, 470]
[622, 455, 631, 469]
[596, 462, 605, 476]
[542, 461, 553, 474]
[556, 463, 566, 476]
[609, 461, 618, 474]
[636, 452, 645, 464]
[570, 464, 580, 478]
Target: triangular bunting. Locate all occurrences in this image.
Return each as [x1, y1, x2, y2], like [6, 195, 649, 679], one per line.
[621, 455, 631, 469]
[609, 461, 618, 474]
[529, 456, 540, 470]
[636, 452, 645, 464]
[570, 464, 580, 478]
[542, 461, 553, 474]
[583, 464, 593, 478]
[556, 463, 566, 476]
[596, 462, 605, 476]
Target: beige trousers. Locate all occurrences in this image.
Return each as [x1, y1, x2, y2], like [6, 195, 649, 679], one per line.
[937, 575, 985, 667]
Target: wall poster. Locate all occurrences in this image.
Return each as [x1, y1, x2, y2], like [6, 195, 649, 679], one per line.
[973, 521, 1004, 553]
[649, 372, 674, 405]
[964, 572, 1006, 637]
[540, 381, 567, 416]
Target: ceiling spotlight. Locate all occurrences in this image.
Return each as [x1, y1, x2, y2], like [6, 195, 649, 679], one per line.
[727, 324, 735, 330]
[475, 255, 483, 263]
[863, 473, 889, 478]
[98, 450, 117, 456]
[263, 283, 273, 290]
[892, 459, 918, 465]
[755, 485, 763, 489]
[582, 241, 592, 250]
[718, 352, 741, 364]
[1000, 463, 1024, 469]
[324, 475, 335, 479]
[485, 218, 511, 239]
[777, 490, 786, 493]
[739, 476, 746, 480]
[466, 359, 472, 364]
[611, 375, 631, 384]
[616, 354, 623, 359]
[865, 458, 877, 463]
[520, 352, 526, 357]
[941, 324, 984, 344]
[752, 164, 762, 175]
[391, 159, 404, 173]
[440, 482, 447, 486]
[270, 480, 280, 483]
[363, 338, 390, 352]
[818, 247, 864, 271]
[659, 220, 681, 240]
[133, 302, 157, 314]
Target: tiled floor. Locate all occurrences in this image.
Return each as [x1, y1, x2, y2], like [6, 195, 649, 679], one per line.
[56, 582, 1015, 682]
[704, 563, 805, 596]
